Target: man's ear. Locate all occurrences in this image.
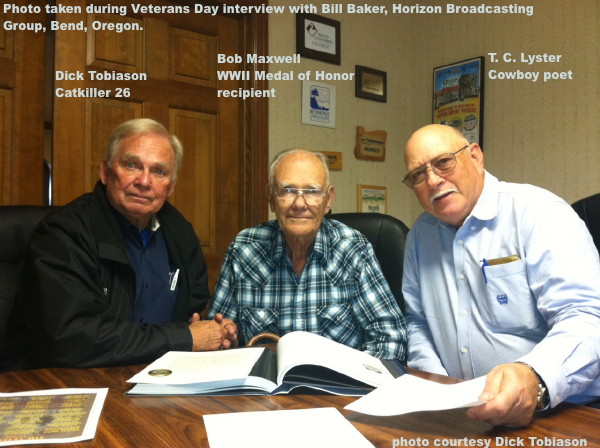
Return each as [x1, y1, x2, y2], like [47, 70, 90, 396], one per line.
[167, 180, 176, 197]
[267, 185, 276, 212]
[99, 161, 109, 185]
[468, 143, 485, 171]
[324, 186, 335, 214]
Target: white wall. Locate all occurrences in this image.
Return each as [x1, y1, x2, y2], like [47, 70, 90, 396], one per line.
[268, 0, 600, 225]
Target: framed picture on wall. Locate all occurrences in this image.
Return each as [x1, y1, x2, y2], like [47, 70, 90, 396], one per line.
[296, 13, 341, 65]
[301, 80, 336, 129]
[355, 66, 387, 102]
[357, 185, 387, 213]
[432, 56, 484, 146]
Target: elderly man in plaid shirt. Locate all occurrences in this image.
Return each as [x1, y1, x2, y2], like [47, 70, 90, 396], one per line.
[208, 149, 406, 360]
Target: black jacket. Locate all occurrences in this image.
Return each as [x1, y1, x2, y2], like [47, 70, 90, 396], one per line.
[20, 182, 210, 368]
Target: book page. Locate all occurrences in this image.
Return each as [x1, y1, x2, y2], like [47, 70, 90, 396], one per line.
[0, 388, 107, 446]
[204, 407, 374, 448]
[345, 375, 486, 416]
[276, 331, 394, 387]
[127, 347, 264, 385]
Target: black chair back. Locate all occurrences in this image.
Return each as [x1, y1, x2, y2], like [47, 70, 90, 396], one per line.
[0, 205, 55, 370]
[327, 212, 409, 311]
[572, 193, 600, 254]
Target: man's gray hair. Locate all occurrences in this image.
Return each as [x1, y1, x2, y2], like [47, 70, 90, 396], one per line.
[268, 149, 330, 192]
[104, 118, 184, 181]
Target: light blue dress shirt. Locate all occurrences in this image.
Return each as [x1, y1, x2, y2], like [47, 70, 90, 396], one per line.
[403, 171, 600, 406]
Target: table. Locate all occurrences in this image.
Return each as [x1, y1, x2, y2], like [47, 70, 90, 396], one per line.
[1, 365, 599, 448]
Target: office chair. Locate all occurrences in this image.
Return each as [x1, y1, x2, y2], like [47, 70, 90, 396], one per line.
[572, 193, 600, 254]
[246, 212, 410, 347]
[0, 205, 55, 371]
[328, 212, 409, 312]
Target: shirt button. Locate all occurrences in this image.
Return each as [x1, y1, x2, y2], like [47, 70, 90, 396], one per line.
[471, 226, 476, 231]
[460, 309, 467, 316]
[457, 240, 464, 245]
[461, 346, 469, 354]
[459, 274, 465, 280]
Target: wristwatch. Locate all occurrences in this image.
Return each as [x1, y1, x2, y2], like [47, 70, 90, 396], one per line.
[516, 362, 550, 410]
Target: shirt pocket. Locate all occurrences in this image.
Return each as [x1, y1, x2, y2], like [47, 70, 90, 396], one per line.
[317, 303, 359, 343]
[239, 307, 279, 342]
[481, 260, 539, 332]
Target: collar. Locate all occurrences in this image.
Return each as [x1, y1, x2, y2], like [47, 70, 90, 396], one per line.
[115, 209, 161, 238]
[269, 220, 329, 267]
[467, 170, 499, 223]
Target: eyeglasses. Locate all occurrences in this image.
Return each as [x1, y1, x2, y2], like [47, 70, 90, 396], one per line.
[402, 145, 469, 189]
[274, 187, 328, 206]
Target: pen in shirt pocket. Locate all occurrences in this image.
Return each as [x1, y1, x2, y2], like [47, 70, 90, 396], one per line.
[170, 269, 180, 291]
[480, 255, 520, 283]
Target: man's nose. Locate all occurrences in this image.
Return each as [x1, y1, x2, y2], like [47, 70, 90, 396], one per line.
[135, 170, 151, 186]
[291, 192, 308, 208]
[425, 165, 444, 186]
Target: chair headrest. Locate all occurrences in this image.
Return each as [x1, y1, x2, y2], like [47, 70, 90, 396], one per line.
[0, 206, 55, 264]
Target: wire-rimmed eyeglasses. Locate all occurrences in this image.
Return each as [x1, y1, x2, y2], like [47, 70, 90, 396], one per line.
[402, 145, 469, 189]
[274, 187, 328, 206]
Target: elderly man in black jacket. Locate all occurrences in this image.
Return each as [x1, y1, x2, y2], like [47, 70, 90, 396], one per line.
[16, 118, 236, 368]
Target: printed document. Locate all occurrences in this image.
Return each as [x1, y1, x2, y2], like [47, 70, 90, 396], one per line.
[345, 374, 486, 416]
[0, 388, 107, 446]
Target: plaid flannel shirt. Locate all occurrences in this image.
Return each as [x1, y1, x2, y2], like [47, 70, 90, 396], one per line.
[208, 219, 407, 360]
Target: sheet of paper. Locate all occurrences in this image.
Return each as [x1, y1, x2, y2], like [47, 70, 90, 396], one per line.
[344, 374, 487, 416]
[127, 347, 264, 385]
[276, 331, 395, 387]
[0, 388, 108, 446]
[204, 407, 374, 448]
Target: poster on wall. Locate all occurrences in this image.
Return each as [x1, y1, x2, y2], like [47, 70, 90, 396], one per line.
[301, 81, 336, 129]
[357, 185, 387, 213]
[432, 57, 484, 146]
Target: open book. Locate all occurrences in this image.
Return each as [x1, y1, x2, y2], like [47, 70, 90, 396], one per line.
[126, 331, 405, 396]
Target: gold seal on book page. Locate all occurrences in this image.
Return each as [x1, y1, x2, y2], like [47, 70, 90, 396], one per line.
[148, 369, 172, 377]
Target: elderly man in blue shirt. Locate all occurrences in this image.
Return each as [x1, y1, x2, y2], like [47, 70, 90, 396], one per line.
[208, 149, 407, 360]
[402, 124, 600, 426]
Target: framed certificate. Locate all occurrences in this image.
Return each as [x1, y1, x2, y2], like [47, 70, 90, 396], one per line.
[296, 13, 341, 65]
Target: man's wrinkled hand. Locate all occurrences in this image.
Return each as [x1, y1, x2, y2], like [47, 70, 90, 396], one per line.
[188, 313, 238, 351]
[213, 313, 238, 348]
[466, 363, 539, 427]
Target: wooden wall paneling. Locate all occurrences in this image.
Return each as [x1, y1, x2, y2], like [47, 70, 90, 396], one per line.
[168, 108, 217, 252]
[215, 14, 243, 261]
[170, 28, 216, 87]
[0, 90, 13, 204]
[84, 99, 142, 188]
[86, 13, 143, 71]
[52, 1, 87, 205]
[0, 12, 15, 59]
[241, 11, 269, 227]
[144, 18, 169, 81]
[0, 12, 13, 204]
[168, 109, 221, 288]
[9, 4, 45, 205]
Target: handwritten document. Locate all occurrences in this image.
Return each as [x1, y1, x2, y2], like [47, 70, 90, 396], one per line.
[204, 407, 374, 448]
[345, 374, 486, 416]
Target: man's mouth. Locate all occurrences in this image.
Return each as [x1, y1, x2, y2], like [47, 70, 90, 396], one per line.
[430, 189, 458, 203]
[127, 194, 151, 202]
